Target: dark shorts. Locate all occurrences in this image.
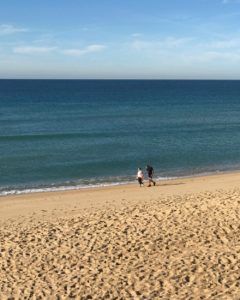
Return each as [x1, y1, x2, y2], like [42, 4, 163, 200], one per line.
[138, 177, 143, 184]
[148, 173, 153, 179]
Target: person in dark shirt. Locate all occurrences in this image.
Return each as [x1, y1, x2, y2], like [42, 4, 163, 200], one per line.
[146, 165, 156, 187]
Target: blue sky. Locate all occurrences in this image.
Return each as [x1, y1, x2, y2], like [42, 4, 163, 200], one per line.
[1, 0, 240, 78]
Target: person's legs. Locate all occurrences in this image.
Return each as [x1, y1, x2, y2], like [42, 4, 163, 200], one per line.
[138, 177, 143, 187]
[150, 178, 156, 186]
[148, 177, 151, 187]
[148, 175, 156, 186]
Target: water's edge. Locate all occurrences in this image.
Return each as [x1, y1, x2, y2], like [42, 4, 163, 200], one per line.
[1, 169, 239, 197]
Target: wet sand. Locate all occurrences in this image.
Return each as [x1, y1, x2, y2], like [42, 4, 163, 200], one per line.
[0, 172, 240, 299]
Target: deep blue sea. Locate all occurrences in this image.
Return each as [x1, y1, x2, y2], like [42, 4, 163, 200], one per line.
[1, 79, 240, 195]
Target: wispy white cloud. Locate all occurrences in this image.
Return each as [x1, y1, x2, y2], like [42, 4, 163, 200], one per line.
[81, 27, 95, 32]
[222, 0, 240, 3]
[187, 51, 240, 63]
[131, 33, 142, 38]
[13, 46, 56, 54]
[0, 24, 28, 35]
[161, 37, 193, 47]
[207, 38, 240, 49]
[12, 44, 106, 56]
[131, 40, 151, 50]
[61, 44, 106, 56]
[131, 36, 192, 51]
[129, 34, 240, 65]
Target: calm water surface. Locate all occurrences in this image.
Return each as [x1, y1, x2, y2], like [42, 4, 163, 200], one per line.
[1, 80, 240, 194]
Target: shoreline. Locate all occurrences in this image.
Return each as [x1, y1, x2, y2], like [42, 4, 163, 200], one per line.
[1, 167, 240, 198]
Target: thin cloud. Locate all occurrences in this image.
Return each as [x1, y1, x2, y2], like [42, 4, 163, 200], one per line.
[0, 24, 28, 35]
[12, 44, 106, 56]
[161, 37, 192, 47]
[222, 0, 240, 3]
[13, 46, 56, 54]
[131, 36, 192, 51]
[62, 44, 106, 56]
[131, 40, 151, 50]
[208, 38, 240, 49]
[187, 51, 240, 63]
[131, 33, 142, 38]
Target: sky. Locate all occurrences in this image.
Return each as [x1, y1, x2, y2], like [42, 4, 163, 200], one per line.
[1, 0, 240, 79]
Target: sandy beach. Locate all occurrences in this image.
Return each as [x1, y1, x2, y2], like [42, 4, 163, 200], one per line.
[0, 172, 240, 299]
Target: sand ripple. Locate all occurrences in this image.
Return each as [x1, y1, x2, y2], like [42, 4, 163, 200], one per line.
[0, 189, 240, 299]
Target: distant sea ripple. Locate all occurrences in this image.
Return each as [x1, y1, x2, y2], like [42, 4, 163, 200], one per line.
[1, 79, 240, 195]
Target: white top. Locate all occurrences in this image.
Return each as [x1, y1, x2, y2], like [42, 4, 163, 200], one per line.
[137, 170, 144, 178]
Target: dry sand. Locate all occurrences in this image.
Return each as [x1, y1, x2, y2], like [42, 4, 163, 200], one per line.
[0, 172, 240, 299]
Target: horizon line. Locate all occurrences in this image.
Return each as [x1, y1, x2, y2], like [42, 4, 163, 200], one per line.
[1, 78, 240, 81]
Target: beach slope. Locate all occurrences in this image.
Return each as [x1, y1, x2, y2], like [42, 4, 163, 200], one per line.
[0, 173, 240, 299]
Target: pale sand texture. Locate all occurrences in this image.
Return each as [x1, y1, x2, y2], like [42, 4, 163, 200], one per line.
[0, 173, 240, 299]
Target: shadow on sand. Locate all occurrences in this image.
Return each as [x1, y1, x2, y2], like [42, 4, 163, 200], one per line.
[158, 182, 185, 187]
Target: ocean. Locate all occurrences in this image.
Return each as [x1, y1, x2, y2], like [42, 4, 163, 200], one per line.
[1, 79, 240, 195]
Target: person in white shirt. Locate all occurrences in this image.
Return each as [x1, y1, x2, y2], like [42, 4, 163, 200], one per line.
[136, 168, 144, 187]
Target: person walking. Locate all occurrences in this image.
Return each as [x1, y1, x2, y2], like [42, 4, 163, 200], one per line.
[136, 168, 144, 187]
[146, 165, 156, 187]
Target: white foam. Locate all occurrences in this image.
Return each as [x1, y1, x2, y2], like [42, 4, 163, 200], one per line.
[0, 176, 179, 197]
[0, 181, 134, 196]
[1, 171, 225, 197]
